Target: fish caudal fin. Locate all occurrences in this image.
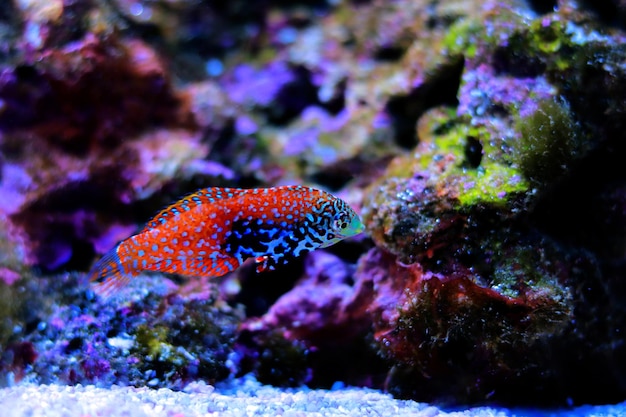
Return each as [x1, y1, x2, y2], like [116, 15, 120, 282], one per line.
[89, 245, 133, 298]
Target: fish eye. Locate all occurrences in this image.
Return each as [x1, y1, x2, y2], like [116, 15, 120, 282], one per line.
[332, 217, 348, 231]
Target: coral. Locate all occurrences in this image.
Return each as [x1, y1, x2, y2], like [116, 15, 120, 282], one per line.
[362, 106, 531, 264]
[0, 0, 625, 409]
[0, 214, 36, 355]
[238, 250, 386, 388]
[0, 272, 242, 389]
[129, 295, 239, 387]
[353, 242, 581, 405]
[0, 34, 188, 148]
[0, 33, 235, 271]
[512, 99, 582, 184]
[246, 251, 363, 341]
[357, 0, 626, 406]
[13, 0, 96, 50]
[237, 329, 310, 387]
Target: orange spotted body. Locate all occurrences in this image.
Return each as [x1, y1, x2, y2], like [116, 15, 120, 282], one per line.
[90, 185, 364, 297]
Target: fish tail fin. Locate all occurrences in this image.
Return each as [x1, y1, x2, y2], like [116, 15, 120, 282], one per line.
[89, 245, 133, 299]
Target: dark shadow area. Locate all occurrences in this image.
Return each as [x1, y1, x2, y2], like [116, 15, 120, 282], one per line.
[526, 0, 558, 15]
[230, 259, 305, 317]
[385, 56, 464, 149]
[265, 65, 320, 125]
[578, 0, 626, 29]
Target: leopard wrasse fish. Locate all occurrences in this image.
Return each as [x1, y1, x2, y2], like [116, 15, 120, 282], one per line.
[89, 185, 364, 297]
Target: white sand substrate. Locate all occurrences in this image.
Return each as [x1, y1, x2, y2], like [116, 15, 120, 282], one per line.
[0, 377, 624, 417]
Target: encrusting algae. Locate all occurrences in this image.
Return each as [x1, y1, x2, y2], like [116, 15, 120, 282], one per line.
[89, 185, 364, 297]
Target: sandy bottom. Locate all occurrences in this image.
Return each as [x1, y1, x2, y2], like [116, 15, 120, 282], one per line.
[0, 377, 624, 417]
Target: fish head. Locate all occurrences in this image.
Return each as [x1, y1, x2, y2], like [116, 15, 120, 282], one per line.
[333, 206, 364, 238]
[319, 197, 364, 248]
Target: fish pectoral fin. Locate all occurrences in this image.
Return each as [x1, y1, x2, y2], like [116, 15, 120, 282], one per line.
[254, 253, 294, 273]
[254, 255, 276, 274]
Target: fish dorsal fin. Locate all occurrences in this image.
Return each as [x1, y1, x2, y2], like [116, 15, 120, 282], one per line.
[142, 187, 248, 231]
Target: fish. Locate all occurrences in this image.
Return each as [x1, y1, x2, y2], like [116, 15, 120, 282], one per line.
[89, 185, 364, 297]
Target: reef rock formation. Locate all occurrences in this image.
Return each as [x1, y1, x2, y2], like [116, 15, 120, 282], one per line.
[0, 0, 625, 408]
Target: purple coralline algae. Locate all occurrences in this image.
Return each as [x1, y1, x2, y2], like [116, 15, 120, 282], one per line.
[0, 0, 625, 410]
[238, 250, 386, 388]
[1, 271, 241, 389]
[0, 32, 206, 271]
[359, 0, 626, 406]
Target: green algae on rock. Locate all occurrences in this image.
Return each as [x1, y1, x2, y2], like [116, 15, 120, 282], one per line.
[359, 0, 626, 406]
[354, 239, 580, 405]
[362, 106, 530, 264]
[0, 0, 625, 408]
[512, 99, 583, 185]
[240, 329, 310, 388]
[0, 216, 38, 355]
[0, 271, 243, 389]
[130, 295, 240, 387]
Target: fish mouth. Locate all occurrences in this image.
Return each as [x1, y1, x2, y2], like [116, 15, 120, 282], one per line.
[349, 218, 365, 236]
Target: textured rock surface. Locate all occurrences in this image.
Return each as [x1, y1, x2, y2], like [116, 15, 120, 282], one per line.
[0, 0, 625, 409]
